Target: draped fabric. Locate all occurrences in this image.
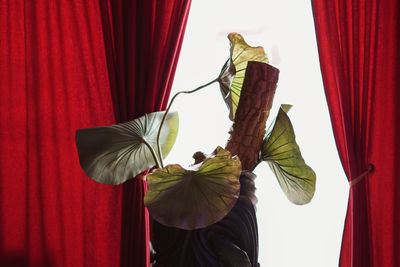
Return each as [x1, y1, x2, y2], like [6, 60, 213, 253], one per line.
[312, 1, 400, 266]
[99, 1, 191, 266]
[0, 1, 121, 266]
[0, 0, 191, 266]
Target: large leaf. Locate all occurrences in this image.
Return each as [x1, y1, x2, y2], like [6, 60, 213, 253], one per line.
[144, 146, 241, 230]
[218, 33, 269, 120]
[75, 111, 179, 185]
[261, 106, 316, 204]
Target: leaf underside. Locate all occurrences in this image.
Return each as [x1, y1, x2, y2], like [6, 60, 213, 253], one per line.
[75, 111, 179, 185]
[218, 33, 269, 120]
[144, 146, 242, 230]
[261, 106, 316, 205]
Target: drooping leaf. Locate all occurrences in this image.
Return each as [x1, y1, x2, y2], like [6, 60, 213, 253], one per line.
[218, 33, 269, 120]
[265, 104, 292, 134]
[280, 104, 293, 113]
[144, 146, 241, 230]
[261, 106, 316, 204]
[75, 111, 179, 185]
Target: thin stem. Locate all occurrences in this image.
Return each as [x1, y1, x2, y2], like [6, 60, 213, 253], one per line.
[156, 78, 219, 168]
[142, 138, 161, 169]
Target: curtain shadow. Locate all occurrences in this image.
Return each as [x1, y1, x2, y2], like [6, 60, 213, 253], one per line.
[0, 251, 29, 267]
[0, 250, 54, 267]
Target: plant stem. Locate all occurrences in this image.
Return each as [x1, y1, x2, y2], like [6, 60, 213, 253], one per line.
[156, 78, 219, 168]
[142, 138, 161, 169]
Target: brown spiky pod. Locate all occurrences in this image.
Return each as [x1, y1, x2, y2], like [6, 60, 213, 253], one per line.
[225, 61, 280, 171]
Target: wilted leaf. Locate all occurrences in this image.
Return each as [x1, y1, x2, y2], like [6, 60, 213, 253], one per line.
[261, 106, 316, 204]
[75, 111, 179, 185]
[145, 146, 241, 230]
[218, 33, 269, 120]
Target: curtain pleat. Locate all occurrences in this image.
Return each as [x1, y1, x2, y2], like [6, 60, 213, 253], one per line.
[0, 1, 122, 266]
[312, 0, 400, 266]
[99, 1, 191, 266]
[1, 0, 191, 266]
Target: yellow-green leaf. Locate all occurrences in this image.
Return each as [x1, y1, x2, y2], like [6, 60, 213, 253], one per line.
[144, 146, 241, 230]
[218, 33, 269, 120]
[261, 106, 316, 205]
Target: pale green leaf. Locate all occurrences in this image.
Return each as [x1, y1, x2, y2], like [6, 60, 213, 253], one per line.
[75, 111, 179, 185]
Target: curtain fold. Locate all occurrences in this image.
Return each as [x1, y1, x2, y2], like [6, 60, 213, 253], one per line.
[99, 1, 191, 266]
[0, 1, 122, 266]
[312, 0, 400, 266]
[0, 0, 191, 266]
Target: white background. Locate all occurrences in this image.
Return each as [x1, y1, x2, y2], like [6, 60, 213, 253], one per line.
[165, 1, 349, 266]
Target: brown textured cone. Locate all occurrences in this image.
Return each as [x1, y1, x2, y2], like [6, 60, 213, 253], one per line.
[225, 61, 279, 171]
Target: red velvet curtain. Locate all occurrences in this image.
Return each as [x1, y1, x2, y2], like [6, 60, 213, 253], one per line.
[99, 0, 191, 266]
[312, 0, 400, 266]
[0, 0, 191, 266]
[0, 1, 121, 266]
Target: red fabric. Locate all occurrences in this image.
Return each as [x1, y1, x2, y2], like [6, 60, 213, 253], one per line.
[0, 1, 121, 266]
[312, 0, 400, 266]
[99, 1, 191, 267]
[0, 0, 190, 266]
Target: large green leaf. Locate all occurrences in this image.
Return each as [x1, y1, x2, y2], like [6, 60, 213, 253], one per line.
[75, 111, 179, 185]
[144, 146, 241, 230]
[218, 33, 269, 120]
[261, 106, 316, 204]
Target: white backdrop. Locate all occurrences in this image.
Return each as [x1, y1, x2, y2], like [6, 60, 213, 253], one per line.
[164, 1, 349, 266]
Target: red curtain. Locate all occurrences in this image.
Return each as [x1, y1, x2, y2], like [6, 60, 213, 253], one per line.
[0, 0, 191, 266]
[0, 1, 121, 266]
[312, 0, 400, 266]
[99, 0, 191, 266]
